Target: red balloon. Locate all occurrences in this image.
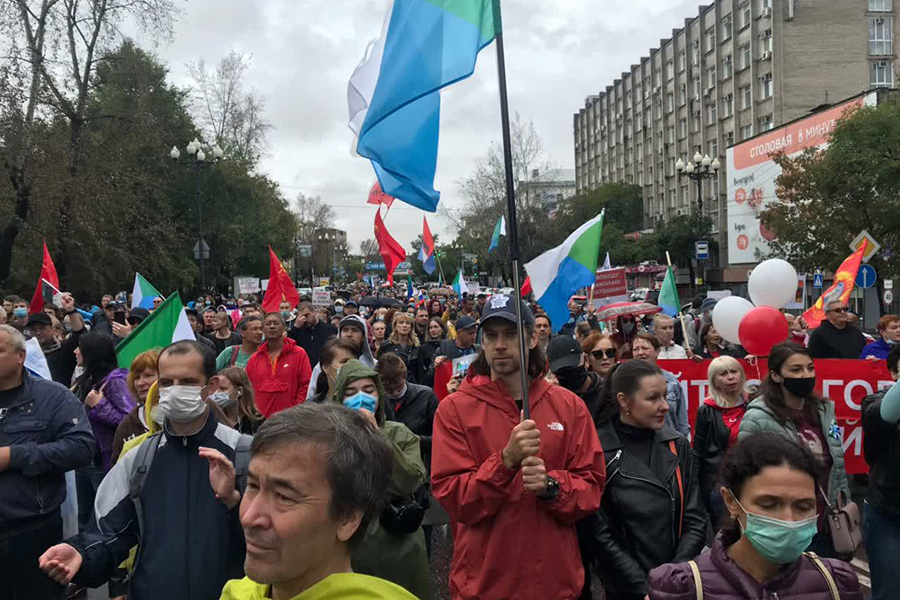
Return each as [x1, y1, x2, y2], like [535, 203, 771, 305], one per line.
[738, 306, 790, 356]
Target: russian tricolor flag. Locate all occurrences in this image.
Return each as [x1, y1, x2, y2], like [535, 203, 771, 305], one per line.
[419, 217, 437, 275]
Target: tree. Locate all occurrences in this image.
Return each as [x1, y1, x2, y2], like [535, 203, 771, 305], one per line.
[293, 192, 336, 275]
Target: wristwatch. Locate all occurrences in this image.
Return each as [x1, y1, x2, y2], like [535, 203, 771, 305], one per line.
[539, 475, 560, 501]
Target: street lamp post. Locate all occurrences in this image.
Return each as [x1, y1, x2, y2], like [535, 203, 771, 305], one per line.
[675, 152, 721, 214]
[170, 139, 223, 292]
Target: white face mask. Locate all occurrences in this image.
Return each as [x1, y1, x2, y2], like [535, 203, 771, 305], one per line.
[158, 385, 208, 423]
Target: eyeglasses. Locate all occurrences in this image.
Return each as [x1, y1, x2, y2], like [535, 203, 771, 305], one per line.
[828, 307, 848, 314]
[590, 348, 617, 360]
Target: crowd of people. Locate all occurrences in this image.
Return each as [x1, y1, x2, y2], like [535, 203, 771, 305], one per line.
[1, 283, 897, 600]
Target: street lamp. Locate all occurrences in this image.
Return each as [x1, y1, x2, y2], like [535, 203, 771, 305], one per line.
[169, 140, 224, 292]
[675, 152, 720, 213]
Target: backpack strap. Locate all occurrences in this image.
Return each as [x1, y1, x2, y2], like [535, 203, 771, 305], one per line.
[688, 560, 703, 600]
[669, 439, 684, 539]
[229, 345, 241, 367]
[233, 434, 253, 493]
[804, 552, 840, 600]
[128, 432, 164, 539]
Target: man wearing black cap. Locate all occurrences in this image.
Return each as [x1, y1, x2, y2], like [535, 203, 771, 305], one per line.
[27, 293, 85, 385]
[475, 293, 488, 317]
[343, 300, 359, 317]
[547, 335, 605, 425]
[430, 315, 479, 376]
[431, 295, 606, 600]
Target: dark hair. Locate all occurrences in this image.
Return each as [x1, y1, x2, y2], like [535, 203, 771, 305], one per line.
[469, 322, 548, 380]
[251, 403, 394, 548]
[759, 341, 823, 427]
[297, 301, 314, 313]
[78, 332, 119, 386]
[319, 338, 359, 368]
[633, 332, 661, 350]
[719, 432, 821, 544]
[888, 343, 900, 375]
[375, 352, 407, 385]
[426, 317, 448, 341]
[263, 312, 286, 326]
[159, 340, 216, 381]
[185, 308, 200, 320]
[534, 313, 552, 328]
[238, 316, 263, 332]
[596, 360, 664, 424]
[5, 295, 24, 305]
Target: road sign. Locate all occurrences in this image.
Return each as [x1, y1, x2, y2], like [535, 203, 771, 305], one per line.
[856, 264, 877, 289]
[813, 273, 824, 289]
[193, 238, 210, 260]
[297, 244, 312, 257]
[850, 230, 882, 263]
[695, 240, 710, 261]
[885, 290, 893, 305]
[885, 279, 894, 290]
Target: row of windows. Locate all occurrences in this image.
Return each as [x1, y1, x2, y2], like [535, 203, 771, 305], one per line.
[870, 17, 893, 55]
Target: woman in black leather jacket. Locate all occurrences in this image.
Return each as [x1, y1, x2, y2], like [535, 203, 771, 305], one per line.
[593, 360, 706, 600]
[692, 356, 749, 529]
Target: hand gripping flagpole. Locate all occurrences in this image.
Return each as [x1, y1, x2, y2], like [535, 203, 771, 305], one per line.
[493, 0, 531, 420]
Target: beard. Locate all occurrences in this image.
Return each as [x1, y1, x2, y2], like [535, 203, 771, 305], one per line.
[489, 354, 521, 376]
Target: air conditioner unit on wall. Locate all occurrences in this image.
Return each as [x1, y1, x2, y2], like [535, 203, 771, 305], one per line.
[761, 51, 772, 60]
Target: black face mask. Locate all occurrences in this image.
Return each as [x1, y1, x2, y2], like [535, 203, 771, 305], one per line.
[622, 322, 635, 336]
[555, 366, 588, 392]
[782, 376, 816, 398]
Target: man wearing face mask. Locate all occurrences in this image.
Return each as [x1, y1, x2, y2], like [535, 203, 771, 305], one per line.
[39, 340, 251, 600]
[547, 336, 604, 425]
[8, 295, 29, 332]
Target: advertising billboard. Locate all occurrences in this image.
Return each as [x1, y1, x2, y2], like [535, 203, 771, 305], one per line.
[726, 92, 877, 264]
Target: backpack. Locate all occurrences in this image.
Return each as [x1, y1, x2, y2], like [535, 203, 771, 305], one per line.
[128, 431, 253, 537]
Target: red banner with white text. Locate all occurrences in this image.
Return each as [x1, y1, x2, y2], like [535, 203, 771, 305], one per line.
[659, 359, 893, 475]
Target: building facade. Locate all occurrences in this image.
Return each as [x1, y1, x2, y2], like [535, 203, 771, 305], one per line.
[516, 168, 577, 216]
[573, 0, 890, 278]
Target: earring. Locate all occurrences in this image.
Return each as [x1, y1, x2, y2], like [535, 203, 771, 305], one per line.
[626, 410, 631, 415]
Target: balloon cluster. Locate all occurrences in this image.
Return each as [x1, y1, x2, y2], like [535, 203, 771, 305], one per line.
[711, 259, 796, 356]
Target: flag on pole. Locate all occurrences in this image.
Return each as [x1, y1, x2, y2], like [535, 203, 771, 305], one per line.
[601, 252, 612, 271]
[25, 337, 51, 379]
[520, 276, 533, 298]
[367, 180, 395, 209]
[524, 212, 605, 333]
[374, 209, 407, 285]
[348, 0, 497, 212]
[418, 217, 437, 275]
[115, 293, 196, 368]
[657, 267, 681, 317]
[262, 247, 300, 313]
[407, 271, 414, 300]
[131, 273, 163, 310]
[437, 271, 443, 287]
[29, 241, 60, 314]
[488, 215, 506, 253]
[452, 271, 469, 297]
[802, 241, 867, 328]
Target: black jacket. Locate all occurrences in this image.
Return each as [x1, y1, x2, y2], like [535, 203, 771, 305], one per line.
[378, 342, 420, 383]
[384, 382, 439, 465]
[427, 339, 480, 378]
[592, 419, 706, 598]
[807, 320, 868, 359]
[862, 389, 900, 524]
[576, 371, 604, 426]
[0, 372, 95, 534]
[70, 412, 248, 600]
[692, 402, 739, 505]
[416, 339, 442, 387]
[44, 327, 85, 385]
[288, 320, 337, 368]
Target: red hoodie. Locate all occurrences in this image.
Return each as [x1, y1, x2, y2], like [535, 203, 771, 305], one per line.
[431, 374, 606, 600]
[245, 337, 311, 418]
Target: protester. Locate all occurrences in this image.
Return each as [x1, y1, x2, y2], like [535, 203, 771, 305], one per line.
[738, 340, 851, 558]
[377, 312, 420, 381]
[649, 433, 862, 599]
[0, 305, 6, 325]
[631, 333, 690, 437]
[330, 359, 431, 600]
[246, 312, 312, 418]
[548, 335, 604, 425]
[414, 306, 430, 340]
[0, 325, 95, 600]
[807, 300, 868, 359]
[416, 317, 447, 387]
[592, 360, 706, 599]
[26, 292, 86, 385]
[306, 315, 376, 401]
[207, 311, 243, 356]
[861, 343, 900, 599]
[430, 315, 479, 373]
[202, 306, 218, 335]
[288, 301, 338, 368]
[859, 314, 900, 360]
[111, 349, 160, 465]
[653, 314, 690, 359]
[559, 296, 587, 337]
[216, 315, 263, 371]
[611, 314, 639, 359]
[534, 313, 553, 352]
[7, 295, 28, 331]
[186, 308, 217, 353]
[432, 295, 605, 600]
[785, 313, 810, 346]
[574, 320, 593, 344]
[343, 300, 359, 316]
[582, 331, 617, 379]
[311, 339, 364, 403]
[695, 323, 738, 359]
[693, 356, 749, 528]
[214, 367, 264, 434]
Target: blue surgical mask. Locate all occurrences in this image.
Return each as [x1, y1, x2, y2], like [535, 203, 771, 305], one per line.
[343, 391, 377, 413]
[209, 390, 238, 410]
[14, 307, 27, 319]
[731, 491, 818, 564]
[281, 311, 292, 322]
[335, 305, 344, 314]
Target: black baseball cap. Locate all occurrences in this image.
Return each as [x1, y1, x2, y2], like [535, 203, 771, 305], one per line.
[479, 294, 534, 328]
[128, 308, 151, 324]
[27, 313, 52, 327]
[455, 316, 477, 330]
[547, 335, 583, 372]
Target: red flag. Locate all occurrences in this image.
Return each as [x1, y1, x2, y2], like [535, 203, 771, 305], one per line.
[29, 241, 60, 314]
[802, 241, 867, 328]
[520, 276, 532, 298]
[261, 246, 300, 314]
[374, 209, 406, 286]
[422, 217, 435, 256]
[367, 181, 395, 209]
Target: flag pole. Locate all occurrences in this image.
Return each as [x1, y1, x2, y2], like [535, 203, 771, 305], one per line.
[493, 0, 531, 419]
[665, 251, 692, 349]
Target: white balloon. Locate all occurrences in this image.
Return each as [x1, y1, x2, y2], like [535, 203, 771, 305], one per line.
[712, 296, 755, 345]
[748, 259, 799, 308]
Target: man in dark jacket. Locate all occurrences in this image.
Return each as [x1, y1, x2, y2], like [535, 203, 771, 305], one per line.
[39, 341, 250, 600]
[431, 316, 479, 369]
[289, 301, 337, 368]
[26, 292, 86, 385]
[808, 300, 867, 359]
[377, 353, 440, 465]
[0, 325, 95, 600]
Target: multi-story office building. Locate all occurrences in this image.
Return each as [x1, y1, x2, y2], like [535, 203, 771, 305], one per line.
[516, 168, 577, 216]
[573, 0, 890, 276]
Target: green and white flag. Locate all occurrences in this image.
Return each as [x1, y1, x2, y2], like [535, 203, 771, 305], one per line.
[116, 292, 195, 368]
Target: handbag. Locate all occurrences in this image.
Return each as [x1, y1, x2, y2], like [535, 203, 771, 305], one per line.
[820, 487, 862, 554]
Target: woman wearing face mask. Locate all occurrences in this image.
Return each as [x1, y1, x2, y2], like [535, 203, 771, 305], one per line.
[211, 367, 263, 434]
[612, 315, 639, 359]
[693, 356, 749, 529]
[331, 359, 431, 600]
[378, 312, 421, 383]
[649, 433, 862, 599]
[111, 349, 160, 466]
[739, 341, 851, 559]
[582, 332, 618, 378]
[592, 360, 706, 600]
[416, 317, 447, 388]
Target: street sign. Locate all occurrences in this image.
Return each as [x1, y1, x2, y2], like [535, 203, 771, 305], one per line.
[813, 273, 824, 289]
[885, 279, 894, 290]
[885, 290, 893, 305]
[298, 244, 312, 257]
[193, 238, 210, 260]
[695, 240, 710, 261]
[850, 230, 882, 263]
[695, 277, 704, 286]
[856, 264, 877, 289]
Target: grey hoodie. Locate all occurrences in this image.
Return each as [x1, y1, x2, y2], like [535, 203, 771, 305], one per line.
[306, 314, 377, 400]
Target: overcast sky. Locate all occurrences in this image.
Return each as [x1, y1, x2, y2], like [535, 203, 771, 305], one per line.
[142, 0, 698, 253]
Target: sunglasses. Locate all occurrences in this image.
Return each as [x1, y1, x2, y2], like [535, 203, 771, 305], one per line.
[590, 348, 617, 360]
[828, 307, 848, 314]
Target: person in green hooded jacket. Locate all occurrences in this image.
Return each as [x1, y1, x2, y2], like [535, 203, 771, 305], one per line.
[328, 359, 432, 600]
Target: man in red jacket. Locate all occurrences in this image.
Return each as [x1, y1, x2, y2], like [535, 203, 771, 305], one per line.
[246, 312, 312, 418]
[431, 295, 606, 600]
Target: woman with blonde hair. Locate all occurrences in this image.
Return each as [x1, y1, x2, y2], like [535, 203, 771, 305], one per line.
[693, 355, 749, 527]
[378, 311, 421, 382]
[213, 366, 264, 434]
